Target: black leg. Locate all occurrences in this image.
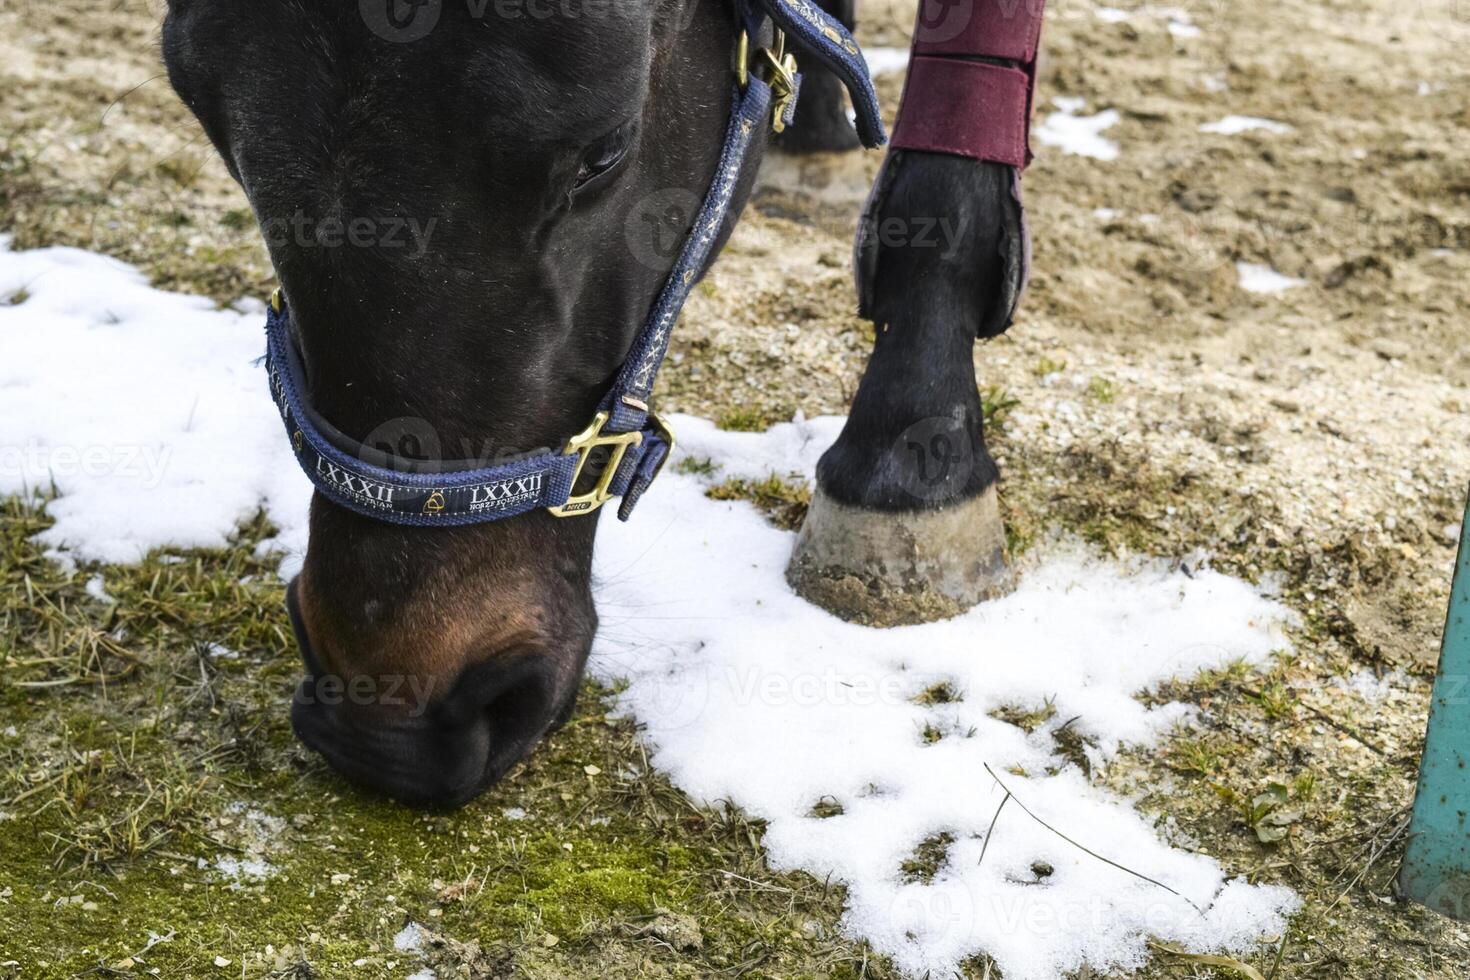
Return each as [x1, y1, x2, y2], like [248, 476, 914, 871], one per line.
[787, 150, 1027, 623]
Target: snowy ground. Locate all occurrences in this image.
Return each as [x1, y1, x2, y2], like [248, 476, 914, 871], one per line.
[2, 241, 1301, 978]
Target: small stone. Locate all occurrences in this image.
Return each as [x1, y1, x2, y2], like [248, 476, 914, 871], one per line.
[583, 765, 602, 776]
[542, 933, 560, 948]
[213, 957, 231, 968]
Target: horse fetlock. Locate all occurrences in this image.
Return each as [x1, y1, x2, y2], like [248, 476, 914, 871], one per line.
[787, 483, 1013, 626]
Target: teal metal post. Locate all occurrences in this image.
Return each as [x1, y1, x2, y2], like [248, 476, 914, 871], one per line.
[1401, 493, 1470, 920]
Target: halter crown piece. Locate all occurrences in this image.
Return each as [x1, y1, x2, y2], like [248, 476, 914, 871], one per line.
[264, 0, 885, 527]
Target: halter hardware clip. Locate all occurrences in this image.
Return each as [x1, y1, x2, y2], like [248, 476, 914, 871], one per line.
[761, 32, 799, 133]
[735, 29, 799, 133]
[547, 411, 644, 518]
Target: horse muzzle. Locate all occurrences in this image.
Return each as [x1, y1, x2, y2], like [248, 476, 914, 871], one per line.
[285, 579, 578, 808]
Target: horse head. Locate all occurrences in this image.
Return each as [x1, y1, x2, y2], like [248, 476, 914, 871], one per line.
[163, 0, 768, 806]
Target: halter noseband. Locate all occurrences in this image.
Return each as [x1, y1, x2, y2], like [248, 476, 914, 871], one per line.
[263, 0, 885, 527]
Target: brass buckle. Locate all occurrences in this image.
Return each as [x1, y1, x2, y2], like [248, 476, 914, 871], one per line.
[547, 411, 644, 518]
[761, 33, 799, 134]
[735, 29, 799, 134]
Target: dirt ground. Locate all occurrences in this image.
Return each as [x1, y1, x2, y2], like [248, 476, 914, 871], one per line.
[2, 0, 1470, 977]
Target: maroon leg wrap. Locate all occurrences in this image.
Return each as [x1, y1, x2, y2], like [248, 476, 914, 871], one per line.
[891, 0, 1046, 167]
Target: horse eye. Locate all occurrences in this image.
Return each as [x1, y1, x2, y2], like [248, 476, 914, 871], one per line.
[573, 122, 635, 190]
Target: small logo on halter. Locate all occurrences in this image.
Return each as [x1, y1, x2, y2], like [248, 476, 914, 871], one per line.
[293, 430, 304, 454]
[423, 490, 447, 515]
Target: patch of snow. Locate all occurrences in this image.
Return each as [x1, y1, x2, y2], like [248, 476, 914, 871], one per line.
[394, 922, 427, 952]
[1202, 72, 1228, 93]
[204, 643, 240, 660]
[0, 241, 310, 568]
[502, 807, 529, 821]
[1093, 207, 1122, 221]
[1443, 523, 1462, 544]
[5, 243, 1302, 979]
[209, 804, 286, 887]
[590, 421, 1301, 980]
[863, 47, 910, 77]
[1332, 669, 1409, 703]
[84, 574, 115, 604]
[213, 855, 275, 886]
[1094, 7, 1131, 22]
[406, 971, 437, 980]
[1236, 262, 1308, 295]
[1199, 115, 1293, 135]
[1034, 98, 1121, 161]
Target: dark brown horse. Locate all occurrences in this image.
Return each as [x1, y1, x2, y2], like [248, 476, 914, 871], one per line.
[162, 0, 1040, 806]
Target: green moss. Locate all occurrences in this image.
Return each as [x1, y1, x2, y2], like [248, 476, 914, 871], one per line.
[706, 474, 811, 530]
[714, 406, 781, 432]
[899, 833, 955, 884]
[980, 385, 1019, 427]
[0, 495, 901, 978]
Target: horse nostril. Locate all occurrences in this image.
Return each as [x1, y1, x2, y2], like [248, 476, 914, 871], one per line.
[286, 580, 571, 806]
[439, 653, 559, 784]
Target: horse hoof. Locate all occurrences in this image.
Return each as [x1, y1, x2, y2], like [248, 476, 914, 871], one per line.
[786, 484, 1013, 627]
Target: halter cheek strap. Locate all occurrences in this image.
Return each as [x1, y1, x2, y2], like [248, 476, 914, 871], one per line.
[263, 0, 885, 527]
[890, 0, 1046, 167]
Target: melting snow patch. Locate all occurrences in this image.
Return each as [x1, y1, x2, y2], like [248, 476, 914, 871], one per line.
[0, 241, 310, 567]
[394, 923, 427, 952]
[1035, 98, 1121, 161]
[5, 242, 1302, 978]
[84, 574, 115, 604]
[1094, 6, 1132, 22]
[1199, 115, 1293, 135]
[208, 803, 286, 888]
[1332, 668, 1409, 703]
[1237, 262, 1307, 294]
[214, 855, 275, 886]
[590, 418, 1300, 979]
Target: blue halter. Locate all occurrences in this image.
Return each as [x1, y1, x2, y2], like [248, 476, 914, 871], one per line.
[265, 0, 885, 527]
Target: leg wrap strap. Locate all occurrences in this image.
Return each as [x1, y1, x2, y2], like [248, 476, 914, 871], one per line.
[891, 0, 1046, 167]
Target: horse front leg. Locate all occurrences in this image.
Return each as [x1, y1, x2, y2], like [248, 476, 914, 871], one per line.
[787, 153, 1026, 623]
[787, 0, 1044, 624]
